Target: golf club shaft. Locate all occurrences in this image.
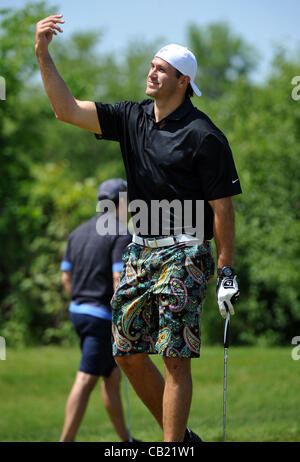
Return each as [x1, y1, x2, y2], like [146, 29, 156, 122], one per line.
[223, 312, 230, 442]
[223, 347, 228, 442]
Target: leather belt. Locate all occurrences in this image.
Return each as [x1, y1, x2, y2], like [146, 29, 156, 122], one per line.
[132, 234, 202, 248]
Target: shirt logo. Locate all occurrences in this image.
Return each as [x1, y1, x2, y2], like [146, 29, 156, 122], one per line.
[232, 179, 239, 184]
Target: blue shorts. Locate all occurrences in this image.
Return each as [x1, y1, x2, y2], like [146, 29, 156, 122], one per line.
[70, 312, 117, 377]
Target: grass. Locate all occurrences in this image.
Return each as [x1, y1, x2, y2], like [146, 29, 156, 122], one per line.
[0, 345, 299, 442]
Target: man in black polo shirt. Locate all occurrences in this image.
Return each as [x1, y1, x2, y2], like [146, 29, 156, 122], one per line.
[36, 17, 241, 442]
[59, 179, 133, 442]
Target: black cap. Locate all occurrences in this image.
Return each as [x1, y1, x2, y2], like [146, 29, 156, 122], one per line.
[97, 178, 127, 202]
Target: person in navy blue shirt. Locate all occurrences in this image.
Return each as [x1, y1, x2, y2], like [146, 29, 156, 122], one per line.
[59, 179, 133, 442]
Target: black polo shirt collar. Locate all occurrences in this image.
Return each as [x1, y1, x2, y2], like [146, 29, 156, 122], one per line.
[143, 98, 194, 122]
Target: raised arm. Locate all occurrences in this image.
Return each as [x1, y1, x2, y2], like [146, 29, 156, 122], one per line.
[35, 15, 101, 134]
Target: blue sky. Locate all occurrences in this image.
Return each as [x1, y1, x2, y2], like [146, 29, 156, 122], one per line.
[4, 0, 300, 81]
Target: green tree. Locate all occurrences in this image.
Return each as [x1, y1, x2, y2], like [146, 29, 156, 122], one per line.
[200, 51, 300, 345]
[187, 22, 258, 99]
[0, 2, 54, 343]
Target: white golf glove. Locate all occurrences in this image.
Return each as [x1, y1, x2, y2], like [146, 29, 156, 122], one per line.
[216, 276, 240, 319]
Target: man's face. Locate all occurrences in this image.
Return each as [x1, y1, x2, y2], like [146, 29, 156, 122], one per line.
[145, 57, 179, 99]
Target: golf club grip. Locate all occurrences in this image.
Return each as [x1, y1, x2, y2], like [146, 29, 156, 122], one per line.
[224, 316, 230, 348]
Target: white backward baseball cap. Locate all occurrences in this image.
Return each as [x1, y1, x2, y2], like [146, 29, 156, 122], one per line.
[155, 43, 202, 96]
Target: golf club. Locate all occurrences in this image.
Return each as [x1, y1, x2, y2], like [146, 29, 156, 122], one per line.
[223, 309, 230, 442]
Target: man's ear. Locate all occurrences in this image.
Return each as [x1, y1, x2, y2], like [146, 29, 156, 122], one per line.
[178, 75, 190, 90]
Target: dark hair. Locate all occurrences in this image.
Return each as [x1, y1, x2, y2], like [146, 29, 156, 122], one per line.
[175, 69, 194, 99]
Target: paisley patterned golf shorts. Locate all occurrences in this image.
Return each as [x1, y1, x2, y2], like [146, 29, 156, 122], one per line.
[111, 240, 215, 358]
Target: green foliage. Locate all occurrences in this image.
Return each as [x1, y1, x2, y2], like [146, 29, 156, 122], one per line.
[0, 2, 55, 344]
[199, 52, 300, 345]
[188, 22, 259, 99]
[1, 2, 299, 346]
[1, 162, 97, 345]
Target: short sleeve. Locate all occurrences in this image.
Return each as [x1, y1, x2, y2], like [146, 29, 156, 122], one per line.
[60, 237, 72, 271]
[94, 101, 129, 142]
[195, 134, 242, 201]
[111, 234, 132, 273]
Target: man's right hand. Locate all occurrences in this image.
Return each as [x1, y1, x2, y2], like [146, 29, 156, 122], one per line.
[35, 14, 65, 55]
[35, 14, 101, 135]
